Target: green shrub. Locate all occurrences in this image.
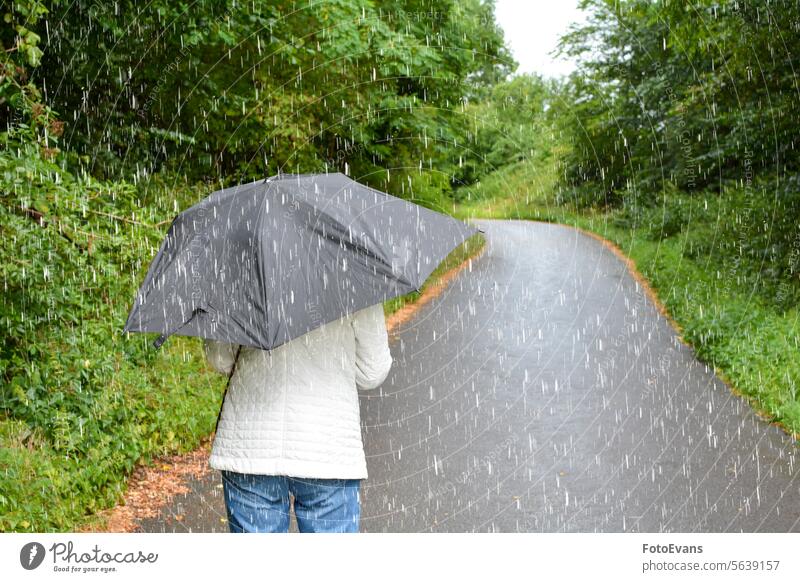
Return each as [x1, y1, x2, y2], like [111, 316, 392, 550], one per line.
[0, 141, 232, 531]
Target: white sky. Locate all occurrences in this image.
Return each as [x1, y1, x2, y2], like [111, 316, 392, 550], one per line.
[493, 0, 588, 78]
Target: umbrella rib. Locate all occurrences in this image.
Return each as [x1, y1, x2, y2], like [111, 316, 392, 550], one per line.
[253, 181, 275, 348]
[152, 305, 207, 348]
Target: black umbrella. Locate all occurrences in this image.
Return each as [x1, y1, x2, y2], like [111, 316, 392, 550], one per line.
[123, 172, 479, 351]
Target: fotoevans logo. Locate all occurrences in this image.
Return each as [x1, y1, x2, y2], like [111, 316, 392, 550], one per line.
[19, 542, 46, 570]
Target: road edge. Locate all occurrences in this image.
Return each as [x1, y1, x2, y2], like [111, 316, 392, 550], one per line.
[563, 221, 800, 442]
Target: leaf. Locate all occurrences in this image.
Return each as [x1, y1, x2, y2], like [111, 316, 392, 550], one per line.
[25, 46, 42, 67]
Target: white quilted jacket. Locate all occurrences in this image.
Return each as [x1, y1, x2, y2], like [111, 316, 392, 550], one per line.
[203, 303, 392, 479]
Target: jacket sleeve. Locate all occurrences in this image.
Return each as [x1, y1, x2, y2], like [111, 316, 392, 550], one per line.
[351, 303, 393, 390]
[203, 339, 239, 376]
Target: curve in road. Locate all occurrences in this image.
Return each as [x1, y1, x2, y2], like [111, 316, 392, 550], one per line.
[359, 219, 800, 532]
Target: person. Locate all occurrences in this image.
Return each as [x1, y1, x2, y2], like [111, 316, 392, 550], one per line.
[202, 303, 392, 533]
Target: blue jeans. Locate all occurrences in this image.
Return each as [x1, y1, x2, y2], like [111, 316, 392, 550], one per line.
[220, 470, 361, 533]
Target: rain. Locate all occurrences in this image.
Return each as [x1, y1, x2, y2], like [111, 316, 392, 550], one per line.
[0, 0, 798, 552]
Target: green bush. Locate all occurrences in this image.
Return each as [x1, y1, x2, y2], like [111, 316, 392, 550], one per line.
[0, 337, 223, 532]
[0, 139, 231, 531]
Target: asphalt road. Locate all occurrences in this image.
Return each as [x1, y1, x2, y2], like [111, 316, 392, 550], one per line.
[139, 219, 800, 533]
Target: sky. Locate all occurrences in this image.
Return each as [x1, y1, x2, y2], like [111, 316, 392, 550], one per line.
[493, 0, 589, 78]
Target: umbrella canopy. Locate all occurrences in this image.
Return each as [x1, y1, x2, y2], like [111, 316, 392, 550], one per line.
[123, 172, 479, 350]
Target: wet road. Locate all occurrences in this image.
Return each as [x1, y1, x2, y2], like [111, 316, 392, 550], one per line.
[139, 219, 800, 532]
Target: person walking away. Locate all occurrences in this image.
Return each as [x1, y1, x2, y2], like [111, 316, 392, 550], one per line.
[203, 303, 392, 533]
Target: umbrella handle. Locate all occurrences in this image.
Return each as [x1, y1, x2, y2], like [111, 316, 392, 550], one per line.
[214, 344, 242, 436]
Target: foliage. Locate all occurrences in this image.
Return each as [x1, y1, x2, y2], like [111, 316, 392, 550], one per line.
[553, 0, 800, 305]
[25, 0, 512, 196]
[0, 123, 225, 530]
[453, 74, 554, 187]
